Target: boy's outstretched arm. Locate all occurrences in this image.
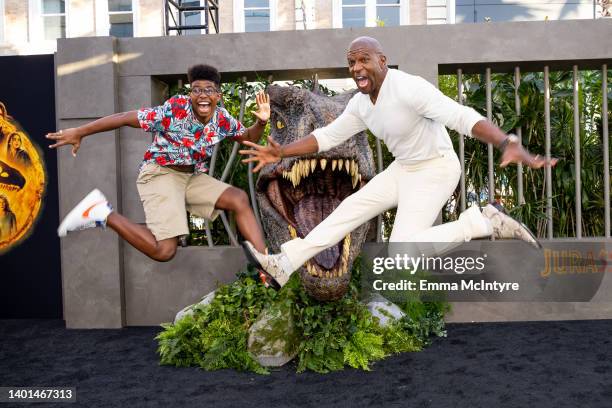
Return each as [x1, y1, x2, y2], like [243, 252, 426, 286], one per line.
[233, 91, 270, 144]
[46, 110, 140, 157]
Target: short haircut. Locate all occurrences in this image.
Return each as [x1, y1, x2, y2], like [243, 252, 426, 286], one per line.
[187, 64, 221, 88]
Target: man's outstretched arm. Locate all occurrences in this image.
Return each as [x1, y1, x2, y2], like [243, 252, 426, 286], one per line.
[239, 134, 319, 173]
[239, 96, 366, 173]
[471, 120, 558, 168]
[47, 111, 140, 156]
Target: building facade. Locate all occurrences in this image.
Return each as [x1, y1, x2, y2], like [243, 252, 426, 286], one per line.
[0, 0, 608, 56]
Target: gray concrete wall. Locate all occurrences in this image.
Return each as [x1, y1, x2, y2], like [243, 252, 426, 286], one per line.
[55, 20, 612, 327]
[124, 247, 247, 325]
[56, 37, 124, 328]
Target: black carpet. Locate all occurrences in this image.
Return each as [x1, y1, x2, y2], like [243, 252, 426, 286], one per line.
[1, 319, 611, 408]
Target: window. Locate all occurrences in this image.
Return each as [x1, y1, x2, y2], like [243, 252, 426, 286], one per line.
[454, 0, 595, 23]
[108, 0, 134, 37]
[244, 0, 270, 32]
[29, 0, 70, 43]
[334, 0, 408, 28]
[95, 0, 136, 37]
[376, 0, 401, 26]
[41, 0, 66, 40]
[234, 0, 276, 32]
[183, 0, 204, 35]
[342, 0, 366, 28]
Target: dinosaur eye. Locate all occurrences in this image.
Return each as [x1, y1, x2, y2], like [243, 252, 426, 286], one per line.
[1, 172, 7, 178]
[276, 120, 285, 129]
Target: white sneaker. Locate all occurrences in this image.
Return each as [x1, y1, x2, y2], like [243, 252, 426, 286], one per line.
[482, 202, 541, 249]
[241, 241, 292, 289]
[57, 189, 113, 237]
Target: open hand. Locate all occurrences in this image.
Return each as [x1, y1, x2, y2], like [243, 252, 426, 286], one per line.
[252, 91, 270, 124]
[239, 136, 282, 173]
[500, 142, 558, 169]
[46, 128, 83, 157]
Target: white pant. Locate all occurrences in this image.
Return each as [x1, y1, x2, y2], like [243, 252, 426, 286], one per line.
[281, 153, 491, 271]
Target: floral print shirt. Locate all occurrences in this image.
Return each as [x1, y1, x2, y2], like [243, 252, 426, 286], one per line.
[137, 95, 245, 173]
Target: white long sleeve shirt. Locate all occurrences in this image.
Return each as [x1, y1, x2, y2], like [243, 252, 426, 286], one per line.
[312, 69, 485, 165]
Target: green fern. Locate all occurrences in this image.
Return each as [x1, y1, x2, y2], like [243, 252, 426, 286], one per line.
[156, 261, 448, 374]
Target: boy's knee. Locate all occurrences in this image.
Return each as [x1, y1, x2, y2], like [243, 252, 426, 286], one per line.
[230, 188, 250, 210]
[153, 242, 177, 262]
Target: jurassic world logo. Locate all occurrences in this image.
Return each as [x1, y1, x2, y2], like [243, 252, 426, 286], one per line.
[0, 102, 46, 253]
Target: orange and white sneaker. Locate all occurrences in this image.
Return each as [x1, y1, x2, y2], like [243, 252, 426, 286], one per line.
[57, 189, 113, 237]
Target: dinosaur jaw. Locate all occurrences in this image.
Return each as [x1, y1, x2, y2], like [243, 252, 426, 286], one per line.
[259, 157, 366, 280]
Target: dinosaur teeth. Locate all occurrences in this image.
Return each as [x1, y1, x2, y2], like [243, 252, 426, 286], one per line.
[293, 165, 300, 187]
[283, 158, 363, 192]
[0, 183, 19, 192]
[341, 234, 350, 275]
[343, 233, 351, 251]
[307, 263, 316, 276]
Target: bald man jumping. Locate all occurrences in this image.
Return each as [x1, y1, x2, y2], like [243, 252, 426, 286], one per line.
[239, 36, 556, 289]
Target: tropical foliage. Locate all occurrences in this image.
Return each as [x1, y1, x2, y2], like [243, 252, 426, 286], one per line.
[378, 70, 611, 239]
[174, 69, 610, 242]
[440, 70, 611, 238]
[156, 259, 448, 374]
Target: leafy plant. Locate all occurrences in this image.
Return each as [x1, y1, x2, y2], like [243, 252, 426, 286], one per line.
[156, 266, 275, 374]
[156, 258, 448, 374]
[441, 69, 611, 237]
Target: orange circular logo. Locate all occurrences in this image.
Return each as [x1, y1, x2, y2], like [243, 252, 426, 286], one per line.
[0, 102, 46, 253]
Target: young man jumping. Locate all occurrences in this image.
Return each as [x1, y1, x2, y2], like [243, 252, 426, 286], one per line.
[239, 37, 557, 288]
[49, 64, 270, 266]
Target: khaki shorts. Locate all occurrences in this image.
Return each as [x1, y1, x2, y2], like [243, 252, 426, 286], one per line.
[136, 163, 231, 241]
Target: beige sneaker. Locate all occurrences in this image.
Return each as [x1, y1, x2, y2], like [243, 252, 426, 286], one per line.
[241, 241, 292, 289]
[482, 203, 541, 249]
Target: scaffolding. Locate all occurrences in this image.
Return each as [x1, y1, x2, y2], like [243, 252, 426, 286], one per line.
[165, 0, 219, 35]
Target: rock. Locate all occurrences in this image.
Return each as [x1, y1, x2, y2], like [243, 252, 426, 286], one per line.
[366, 293, 406, 327]
[248, 300, 299, 367]
[174, 290, 216, 324]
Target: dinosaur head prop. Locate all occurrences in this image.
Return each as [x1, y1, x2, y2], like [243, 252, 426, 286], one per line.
[255, 85, 376, 301]
[0, 160, 25, 192]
